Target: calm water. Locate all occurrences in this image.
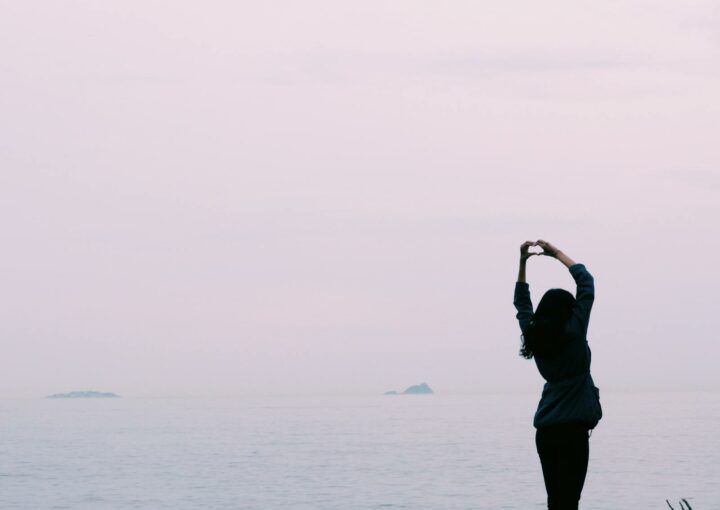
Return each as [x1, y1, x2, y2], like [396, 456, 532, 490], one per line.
[1, 392, 718, 509]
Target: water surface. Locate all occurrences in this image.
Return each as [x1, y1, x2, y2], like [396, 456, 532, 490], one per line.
[2, 392, 717, 509]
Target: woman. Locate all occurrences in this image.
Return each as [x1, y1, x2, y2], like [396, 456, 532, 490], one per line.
[514, 239, 602, 510]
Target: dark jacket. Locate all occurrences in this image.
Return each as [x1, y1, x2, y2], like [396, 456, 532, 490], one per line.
[513, 263, 602, 429]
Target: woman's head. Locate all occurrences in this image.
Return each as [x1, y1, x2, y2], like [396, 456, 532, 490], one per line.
[520, 288, 576, 359]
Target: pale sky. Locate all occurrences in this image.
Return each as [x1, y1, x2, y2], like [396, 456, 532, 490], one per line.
[1, 1, 719, 397]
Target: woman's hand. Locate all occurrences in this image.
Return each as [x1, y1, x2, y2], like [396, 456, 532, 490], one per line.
[520, 240, 538, 262]
[536, 239, 577, 267]
[536, 239, 561, 258]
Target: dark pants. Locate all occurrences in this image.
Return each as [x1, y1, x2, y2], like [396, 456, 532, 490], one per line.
[535, 422, 590, 510]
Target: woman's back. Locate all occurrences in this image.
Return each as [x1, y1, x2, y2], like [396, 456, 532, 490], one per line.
[513, 261, 602, 429]
[533, 263, 594, 383]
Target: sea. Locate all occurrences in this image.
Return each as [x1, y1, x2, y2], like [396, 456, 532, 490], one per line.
[2, 391, 718, 509]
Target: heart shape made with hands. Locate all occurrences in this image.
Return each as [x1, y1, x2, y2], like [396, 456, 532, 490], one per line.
[527, 243, 546, 256]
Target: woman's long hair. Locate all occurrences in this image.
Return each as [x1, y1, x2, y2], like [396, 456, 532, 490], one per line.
[520, 288, 576, 359]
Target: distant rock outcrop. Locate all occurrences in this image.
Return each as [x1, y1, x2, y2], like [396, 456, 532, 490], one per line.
[384, 382, 434, 395]
[46, 391, 120, 399]
[402, 382, 433, 394]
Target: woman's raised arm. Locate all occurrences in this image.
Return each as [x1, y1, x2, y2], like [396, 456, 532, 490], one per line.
[514, 241, 537, 333]
[517, 240, 537, 283]
[536, 239, 594, 336]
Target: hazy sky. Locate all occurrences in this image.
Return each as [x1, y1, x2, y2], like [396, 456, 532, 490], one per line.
[2, 1, 719, 397]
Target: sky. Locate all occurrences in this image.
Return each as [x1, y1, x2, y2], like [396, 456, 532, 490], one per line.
[1, 1, 719, 397]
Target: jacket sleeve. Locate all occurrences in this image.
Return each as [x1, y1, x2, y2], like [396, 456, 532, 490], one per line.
[513, 282, 534, 335]
[568, 263, 595, 338]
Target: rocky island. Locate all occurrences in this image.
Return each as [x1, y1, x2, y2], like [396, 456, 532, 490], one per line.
[46, 391, 120, 399]
[384, 382, 434, 395]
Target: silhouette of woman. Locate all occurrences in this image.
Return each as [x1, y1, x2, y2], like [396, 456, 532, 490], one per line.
[514, 240, 602, 510]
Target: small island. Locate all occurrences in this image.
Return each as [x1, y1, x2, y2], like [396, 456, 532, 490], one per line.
[384, 382, 434, 395]
[46, 391, 120, 399]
